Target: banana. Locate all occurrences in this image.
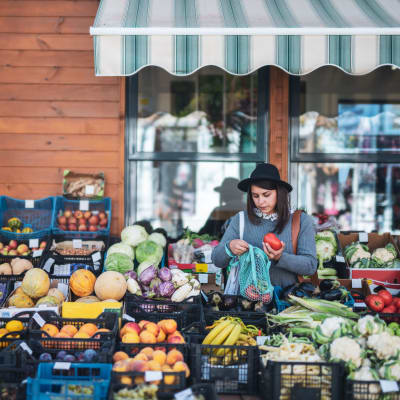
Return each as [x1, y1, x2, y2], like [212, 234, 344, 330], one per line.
[202, 320, 232, 345]
[211, 322, 235, 346]
[222, 350, 233, 365]
[215, 323, 241, 356]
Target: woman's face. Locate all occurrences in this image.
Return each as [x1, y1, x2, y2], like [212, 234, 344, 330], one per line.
[251, 185, 277, 214]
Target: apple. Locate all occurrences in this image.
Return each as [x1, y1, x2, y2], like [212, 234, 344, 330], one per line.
[4, 246, 9, 251]
[59, 224, 67, 231]
[78, 218, 86, 226]
[98, 212, 107, 220]
[99, 219, 108, 228]
[88, 225, 97, 232]
[8, 250, 18, 256]
[78, 225, 87, 231]
[17, 244, 29, 254]
[8, 240, 17, 250]
[39, 241, 47, 249]
[88, 215, 99, 226]
[68, 224, 77, 231]
[64, 210, 72, 219]
[58, 216, 67, 225]
[22, 252, 30, 256]
[68, 217, 77, 225]
[74, 210, 83, 219]
[83, 211, 92, 220]
[1, 249, 8, 255]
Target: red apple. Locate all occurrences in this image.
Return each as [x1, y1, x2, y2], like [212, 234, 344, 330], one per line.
[88, 225, 98, 232]
[8, 240, 17, 250]
[0, 243, 3, 250]
[83, 211, 92, 220]
[68, 224, 77, 231]
[8, 249, 18, 256]
[122, 322, 141, 336]
[58, 216, 67, 225]
[78, 225, 87, 231]
[99, 218, 108, 228]
[59, 224, 67, 231]
[98, 212, 107, 220]
[78, 218, 86, 226]
[74, 210, 83, 219]
[39, 241, 47, 249]
[64, 210, 72, 219]
[88, 215, 99, 226]
[68, 217, 77, 225]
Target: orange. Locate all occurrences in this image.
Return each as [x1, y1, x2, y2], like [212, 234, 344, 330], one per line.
[41, 324, 59, 338]
[73, 331, 90, 339]
[78, 323, 98, 337]
[60, 325, 78, 337]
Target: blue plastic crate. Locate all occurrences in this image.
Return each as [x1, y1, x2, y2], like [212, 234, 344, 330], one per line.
[52, 196, 111, 239]
[27, 363, 112, 400]
[274, 286, 355, 313]
[0, 196, 56, 240]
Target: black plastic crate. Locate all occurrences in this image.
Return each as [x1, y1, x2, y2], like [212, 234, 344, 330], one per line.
[189, 335, 259, 394]
[182, 383, 218, 400]
[0, 281, 11, 309]
[260, 359, 345, 400]
[124, 295, 203, 330]
[346, 379, 400, 400]
[29, 311, 118, 351]
[0, 311, 33, 349]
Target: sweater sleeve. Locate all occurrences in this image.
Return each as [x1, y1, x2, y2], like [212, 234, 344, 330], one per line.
[211, 212, 240, 269]
[274, 213, 317, 276]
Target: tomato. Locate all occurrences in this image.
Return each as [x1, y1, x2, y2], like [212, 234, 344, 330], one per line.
[382, 305, 396, 314]
[377, 290, 392, 306]
[365, 294, 385, 312]
[263, 233, 282, 251]
[392, 297, 400, 309]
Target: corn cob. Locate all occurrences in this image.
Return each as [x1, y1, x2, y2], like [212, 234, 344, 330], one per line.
[202, 320, 232, 345]
[215, 323, 241, 356]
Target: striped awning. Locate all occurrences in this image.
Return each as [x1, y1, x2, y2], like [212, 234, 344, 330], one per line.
[90, 0, 400, 76]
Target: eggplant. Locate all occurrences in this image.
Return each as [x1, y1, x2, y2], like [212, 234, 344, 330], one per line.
[292, 288, 308, 298]
[208, 291, 223, 311]
[221, 295, 237, 311]
[298, 282, 317, 296]
[239, 297, 255, 311]
[320, 287, 348, 302]
[282, 284, 309, 301]
[319, 279, 340, 292]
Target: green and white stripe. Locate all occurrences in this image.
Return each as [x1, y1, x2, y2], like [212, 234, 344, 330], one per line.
[91, 0, 400, 76]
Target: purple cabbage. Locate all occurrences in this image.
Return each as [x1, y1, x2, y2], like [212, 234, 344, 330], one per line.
[158, 267, 172, 282]
[150, 277, 162, 296]
[139, 265, 157, 286]
[158, 281, 175, 298]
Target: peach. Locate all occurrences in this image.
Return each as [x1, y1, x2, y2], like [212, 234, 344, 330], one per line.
[133, 353, 148, 362]
[166, 349, 184, 366]
[17, 244, 28, 254]
[55, 332, 70, 338]
[147, 360, 162, 371]
[138, 320, 150, 329]
[140, 347, 154, 360]
[131, 360, 149, 372]
[112, 360, 129, 372]
[156, 329, 166, 343]
[60, 325, 78, 337]
[152, 350, 167, 366]
[92, 328, 110, 339]
[113, 351, 129, 363]
[139, 330, 156, 344]
[173, 361, 190, 378]
[143, 322, 159, 337]
[41, 324, 59, 338]
[167, 334, 185, 344]
[162, 365, 175, 385]
[79, 323, 98, 337]
[120, 322, 141, 338]
[161, 319, 177, 335]
[134, 376, 145, 385]
[122, 332, 140, 344]
[73, 331, 90, 339]
[120, 375, 132, 386]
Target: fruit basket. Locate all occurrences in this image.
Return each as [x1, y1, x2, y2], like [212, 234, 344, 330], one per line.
[28, 311, 118, 351]
[52, 196, 111, 239]
[0, 196, 56, 240]
[27, 362, 112, 400]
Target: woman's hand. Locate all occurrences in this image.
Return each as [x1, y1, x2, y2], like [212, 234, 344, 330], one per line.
[263, 241, 285, 261]
[229, 239, 249, 256]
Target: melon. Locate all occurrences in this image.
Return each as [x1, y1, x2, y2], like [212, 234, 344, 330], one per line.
[8, 293, 34, 308]
[47, 288, 65, 304]
[69, 269, 96, 297]
[21, 268, 50, 298]
[94, 271, 127, 301]
[36, 295, 60, 307]
[75, 296, 101, 303]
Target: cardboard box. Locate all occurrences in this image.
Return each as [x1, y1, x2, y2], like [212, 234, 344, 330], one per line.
[62, 301, 122, 320]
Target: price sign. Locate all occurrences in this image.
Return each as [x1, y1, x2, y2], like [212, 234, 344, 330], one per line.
[92, 252, 101, 262]
[352, 279, 362, 289]
[198, 274, 208, 284]
[25, 200, 34, 208]
[359, 232, 368, 243]
[29, 239, 39, 249]
[85, 185, 95, 195]
[54, 264, 70, 276]
[380, 380, 399, 393]
[20, 342, 32, 355]
[73, 239, 82, 249]
[335, 255, 345, 263]
[195, 264, 208, 273]
[175, 388, 194, 400]
[43, 258, 55, 273]
[53, 362, 71, 370]
[33, 250, 43, 258]
[33, 312, 46, 327]
[145, 371, 162, 382]
[256, 336, 268, 345]
[79, 200, 89, 211]
[123, 314, 135, 322]
[203, 250, 212, 263]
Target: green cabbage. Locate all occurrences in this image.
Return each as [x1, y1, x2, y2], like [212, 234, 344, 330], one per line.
[148, 232, 167, 248]
[121, 225, 148, 247]
[136, 240, 163, 264]
[107, 242, 135, 260]
[105, 252, 134, 273]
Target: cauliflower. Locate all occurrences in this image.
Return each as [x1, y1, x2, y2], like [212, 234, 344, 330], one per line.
[355, 315, 385, 337]
[330, 337, 363, 369]
[372, 244, 397, 267]
[350, 366, 379, 381]
[350, 248, 371, 264]
[320, 317, 345, 336]
[379, 361, 400, 381]
[367, 332, 400, 360]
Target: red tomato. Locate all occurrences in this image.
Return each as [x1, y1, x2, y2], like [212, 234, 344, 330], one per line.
[381, 305, 396, 314]
[392, 297, 400, 309]
[263, 233, 282, 251]
[365, 294, 385, 312]
[377, 290, 393, 306]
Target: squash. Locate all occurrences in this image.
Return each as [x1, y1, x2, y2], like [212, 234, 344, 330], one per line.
[21, 268, 50, 298]
[47, 288, 65, 304]
[8, 217, 22, 230]
[75, 295, 100, 303]
[94, 271, 127, 301]
[69, 269, 96, 297]
[36, 295, 60, 307]
[9, 293, 34, 308]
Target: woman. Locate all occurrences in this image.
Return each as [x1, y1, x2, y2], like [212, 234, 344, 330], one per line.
[211, 163, 317, 288]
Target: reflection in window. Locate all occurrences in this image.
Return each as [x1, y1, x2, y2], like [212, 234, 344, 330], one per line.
[297, 163, 400, 234]
[136, 67, 258, 154]
[136, 161, 254, 238]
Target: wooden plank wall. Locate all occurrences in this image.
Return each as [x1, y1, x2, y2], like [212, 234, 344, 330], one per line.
[0, 0, 124, 235]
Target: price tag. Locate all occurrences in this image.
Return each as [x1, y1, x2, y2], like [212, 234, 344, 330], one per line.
[335, 255, 345, 263]
[92, 252, 101, 262]
[380, 380, 399, 393]
[29, 239, 39, 249]
[53, 362, 71, 370]
[204, 250, 212, 263]
[79, 200, 89, 211]
[145, 371, 162, 382]
[354, 302, 366, 308]
[20, 342, 32, 355]
[359, 232, 368, 243]
[175, 388, 194, 400]
[43, 258, 55, 273]
[85, 185, 95, 195]
[73, 239, 82, 249]
[54, 264, 70, 276]
[123, 314, 135, 322]
[256, 336, 268, 345]
[198, 273, 208, 284]
[33, 312, 46, 327]
[94, 263, 100, 271]
[25, 200, 34, 208]
[352, 279, 362, 289]
[195, 263, 208, 273]
[33, 250, 43, 258]
[215, 270, 222, 286]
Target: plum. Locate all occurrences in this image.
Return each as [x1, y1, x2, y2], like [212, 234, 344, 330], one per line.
[56, 351, 68, 360]
[83, 349, 97, 362]
[64, 354, 76, 362]
[39, 353, 52, 361]
[75, 352, 85, 361]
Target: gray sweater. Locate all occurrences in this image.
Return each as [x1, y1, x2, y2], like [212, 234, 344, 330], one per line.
[211, 211, 318, 288]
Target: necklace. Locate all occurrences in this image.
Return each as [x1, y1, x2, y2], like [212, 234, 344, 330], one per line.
[254, 208, 278, 221]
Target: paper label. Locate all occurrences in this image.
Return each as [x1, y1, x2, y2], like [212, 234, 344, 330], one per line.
[195, 263, 208, 273]
[20, 342, 32, 355]
[94, 263, 100, 271]
[25, 200, 34, 208]
[215, 270, 222, 286]
[79, 200, 89, 211]
[199, 274, 208, 284]
[29, 239, 39, 248]
[145, 371, 162, 382]
[33, 312, 46, 327]
[380, 380, 399, 393]
[85, 185, 95, 195]
[204, 250, 212, 264]
[257, 336, 268, 345]
[354, 302, 366, 308]
[73, 239, 82, 249]
[359, 232, 368, 243]
[92, 252, 101, 262]
[43, 258, 55, 273]
[53, 362, 71, 370]
[123, 314, 135, 322]
[335, 255, 345, 263]
[57, 283, 69, 298]
[54, 264, 70, 276]
[33, 250, 43, 258]
[352, 279, 362, 289]
[175, 388, 194, 400]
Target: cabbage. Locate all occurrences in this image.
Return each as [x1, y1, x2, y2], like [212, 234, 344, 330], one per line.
[107, 242, 135, 260]
[121, 225, 148, 247]
[148, 232, 167, 248]
[104, 252, 133, 274]
[136, 240, 163, 264]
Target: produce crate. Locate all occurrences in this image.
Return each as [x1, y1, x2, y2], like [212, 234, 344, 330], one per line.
[180, 383, 218, 400]
[0, 281, 11, 308]
[27, 362, 112, 400]
[259, 359, 345, 400]
[124, 295, 203, 330]
[52, 196, 111, 239]
[0, 311, 32, 349]
[189, 335, 259, 394]
[0, 196, 56, 240]
[29, 311, 118, 351]
[346, 379, 400, 400]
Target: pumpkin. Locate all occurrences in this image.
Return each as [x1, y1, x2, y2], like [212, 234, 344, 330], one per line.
[21, 268, 50, 298]
[70, 269, 96, 297]
[94, 271, 127, 301]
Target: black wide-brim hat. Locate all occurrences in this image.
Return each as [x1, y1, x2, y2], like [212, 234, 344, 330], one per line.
[237, 163, 293, 193]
